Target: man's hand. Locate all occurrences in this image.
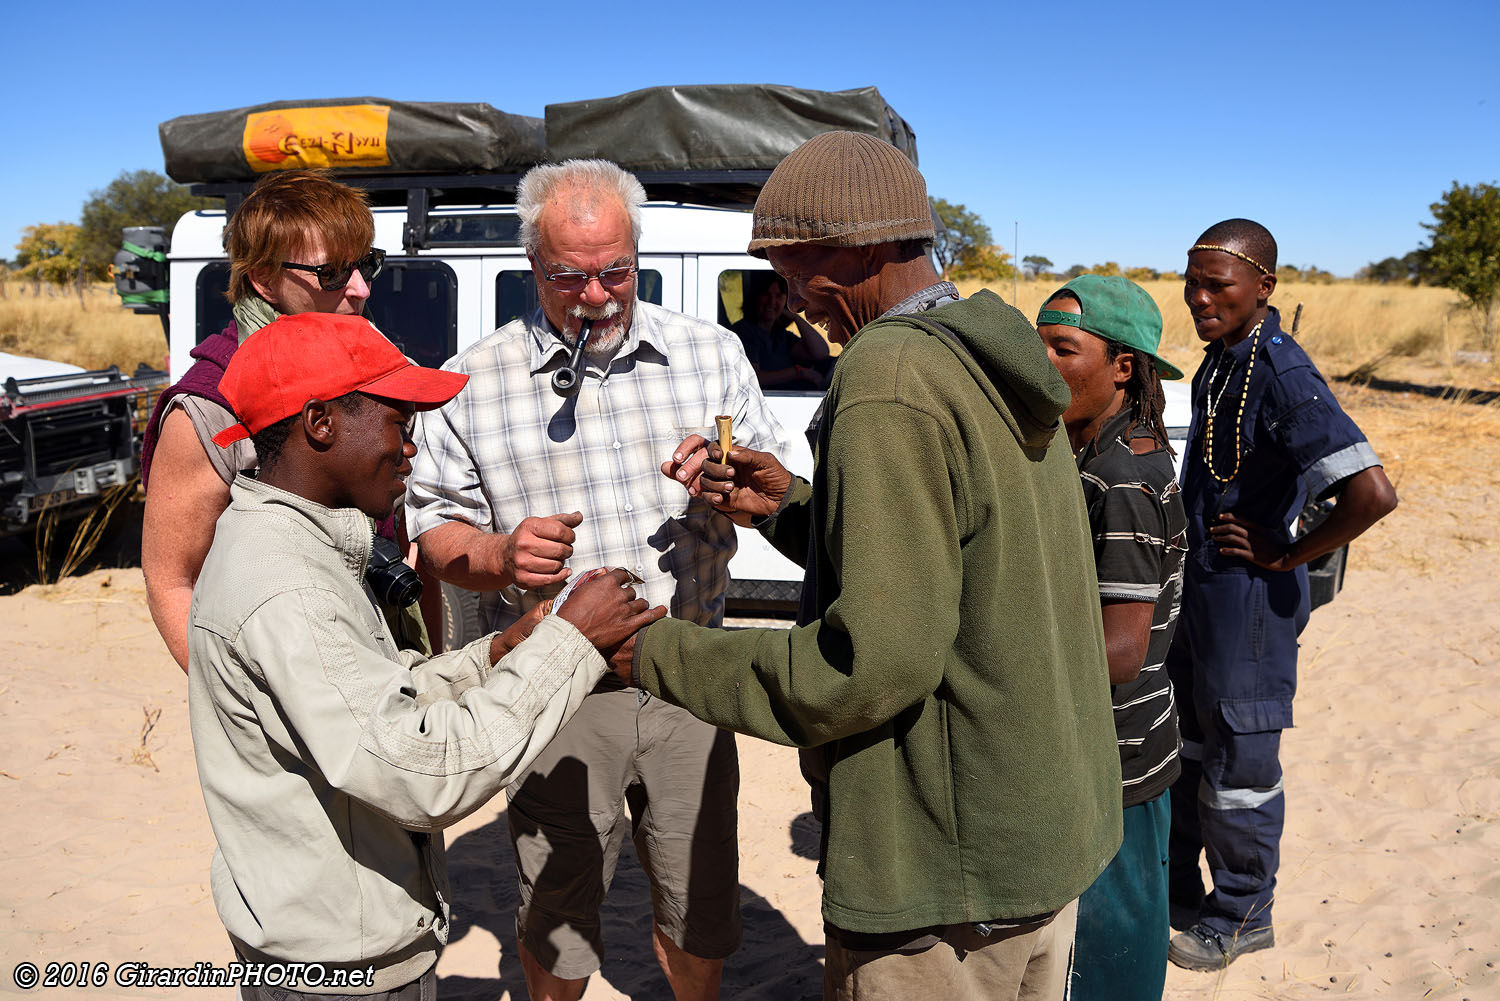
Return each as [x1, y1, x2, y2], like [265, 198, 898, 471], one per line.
[797, 366, 827, 389]
[660, 434, 792, 523]
[504, 512, 583, 589]
[488, 602, 549, 662]
[608, 631, 645, 687]
[556, 568, 667, 662]
[1211, 512, 1290, 571]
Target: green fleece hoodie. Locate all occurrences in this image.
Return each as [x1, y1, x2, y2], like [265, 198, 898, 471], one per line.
[635, 289, 1122, 933]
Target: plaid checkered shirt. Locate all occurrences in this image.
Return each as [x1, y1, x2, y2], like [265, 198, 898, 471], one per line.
[406, 302, 790, 633]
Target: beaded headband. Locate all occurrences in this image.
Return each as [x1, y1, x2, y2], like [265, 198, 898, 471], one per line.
[1188, 243, 1271, 275]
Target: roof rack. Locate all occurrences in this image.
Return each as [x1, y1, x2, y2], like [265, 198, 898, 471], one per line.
[190, 170, 773, 254]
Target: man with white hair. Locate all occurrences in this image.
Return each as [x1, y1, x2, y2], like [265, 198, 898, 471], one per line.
[406, 159, 787, 1001]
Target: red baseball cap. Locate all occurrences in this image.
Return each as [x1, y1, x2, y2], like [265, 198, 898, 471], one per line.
[211, 313, 468, 447]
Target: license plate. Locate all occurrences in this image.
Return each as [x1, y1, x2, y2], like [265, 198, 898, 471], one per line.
[32, 487, 79, 513]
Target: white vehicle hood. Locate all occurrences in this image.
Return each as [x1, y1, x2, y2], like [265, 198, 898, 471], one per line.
[0, 351, 86, 385]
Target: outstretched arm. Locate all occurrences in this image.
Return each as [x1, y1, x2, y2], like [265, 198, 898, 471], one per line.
[636, 400, 962, 747]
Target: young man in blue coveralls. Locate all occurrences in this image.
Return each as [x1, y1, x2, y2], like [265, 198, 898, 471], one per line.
[1165, 219, 1398, 971]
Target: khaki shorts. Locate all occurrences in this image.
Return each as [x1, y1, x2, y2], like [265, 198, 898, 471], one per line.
[506, 690, 742, 979]
[823, 900, 1078, 1001]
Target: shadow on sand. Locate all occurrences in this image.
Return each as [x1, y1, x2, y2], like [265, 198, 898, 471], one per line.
[1335, 372, 1500, 406]
[440, 801, 823, 1001]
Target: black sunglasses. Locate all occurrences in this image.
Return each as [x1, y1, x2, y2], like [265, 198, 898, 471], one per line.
[282, 248, 386, 291]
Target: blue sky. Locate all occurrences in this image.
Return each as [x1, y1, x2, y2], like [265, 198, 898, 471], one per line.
[2, 0, 1495, 278]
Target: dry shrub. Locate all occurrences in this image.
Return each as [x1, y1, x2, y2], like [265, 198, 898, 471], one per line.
[33, 477, 139, 584]
[0, 282, 166, 372]
[955, 278, 1495, 388]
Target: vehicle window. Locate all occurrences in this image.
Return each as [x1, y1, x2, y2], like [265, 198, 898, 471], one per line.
[716, 269, 837, 393]
[496, 269, 662, 329]
[426, 214, 522, 246]
[195, 262, 234, 345]
[716, 269, 758, 328]
[366, 261, 458, 370]
[194, 259, 457, 371]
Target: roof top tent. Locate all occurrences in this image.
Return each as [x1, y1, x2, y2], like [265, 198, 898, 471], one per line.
[163, 85, 920, 254]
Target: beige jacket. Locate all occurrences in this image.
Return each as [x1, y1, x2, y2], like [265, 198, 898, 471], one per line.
[188, 475, 605, 994]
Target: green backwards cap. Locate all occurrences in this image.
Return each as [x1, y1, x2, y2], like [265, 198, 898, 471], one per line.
[1037, 275, 1184, 380]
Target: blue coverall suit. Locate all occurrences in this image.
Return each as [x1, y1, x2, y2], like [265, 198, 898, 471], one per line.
[1166, 306, 1379, 939]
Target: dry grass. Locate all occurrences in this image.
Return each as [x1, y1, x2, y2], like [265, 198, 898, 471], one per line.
[32, 477, 140, 585]
[1329, 384, 1500, 574]
[957, 278, 1499, 390]
[954, 276, 1500, 579]
[0, 281, 167, 372]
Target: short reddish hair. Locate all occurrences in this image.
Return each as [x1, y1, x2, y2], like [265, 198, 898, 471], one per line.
[225, 170, 374, 303]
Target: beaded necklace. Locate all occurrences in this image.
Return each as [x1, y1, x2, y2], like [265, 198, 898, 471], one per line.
[1202, 317, 1264, 484]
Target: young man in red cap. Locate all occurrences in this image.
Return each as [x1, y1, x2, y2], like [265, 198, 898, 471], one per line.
[1037, 275, 1187, 1000]
[188, 311, 665, 1000]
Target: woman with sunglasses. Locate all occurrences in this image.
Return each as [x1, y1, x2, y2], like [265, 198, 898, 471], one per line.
[141, 169, 389, 671]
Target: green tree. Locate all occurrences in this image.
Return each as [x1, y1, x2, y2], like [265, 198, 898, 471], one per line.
[77, 170, 215, 281]
[1063, 263, 1086, 280]
[1360, 250, 1437, 286]
[1091, 261, 1122, 277]
[929, 197, 992, 277]
[952, 244, 1015, 283]
[14, 223, 85, 284]
[1021, 255, 1053, 279]
[1124, 266, 1160, 282]
[1422, 180, 1500, 347]
[1404, 249, 1439, 285]
[1360, 257, 1407, 284]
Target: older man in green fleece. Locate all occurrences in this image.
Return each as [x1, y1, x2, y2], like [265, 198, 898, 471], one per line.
[616, 130, 1122, 1001]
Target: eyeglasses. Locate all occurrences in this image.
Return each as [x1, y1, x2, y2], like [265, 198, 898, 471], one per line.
[282, 248, 386, 291]
[537, 260, 638, 294]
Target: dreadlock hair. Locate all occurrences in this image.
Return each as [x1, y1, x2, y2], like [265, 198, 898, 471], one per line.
[250, 391, 370, 474]
[1104, 340, 1175, 457]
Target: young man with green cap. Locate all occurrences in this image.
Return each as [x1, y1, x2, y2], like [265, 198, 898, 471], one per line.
[626, 131, 1122, 1000]
[188, 311, 664, 999]
[1037, 275, 1188, 1000]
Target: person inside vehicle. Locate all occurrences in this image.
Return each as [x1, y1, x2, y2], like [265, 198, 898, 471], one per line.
[189, 310, 664, 1001]
[140, 169, 430, 671]
[729, 270, 832, 390]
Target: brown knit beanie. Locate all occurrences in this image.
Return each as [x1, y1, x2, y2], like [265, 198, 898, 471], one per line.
[748, 131, 933, 259]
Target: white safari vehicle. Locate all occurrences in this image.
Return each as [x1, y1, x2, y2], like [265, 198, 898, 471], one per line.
[136, 87, 1357, 637]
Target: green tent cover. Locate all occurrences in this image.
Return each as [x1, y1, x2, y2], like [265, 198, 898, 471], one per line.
[158, 86, 916, 185]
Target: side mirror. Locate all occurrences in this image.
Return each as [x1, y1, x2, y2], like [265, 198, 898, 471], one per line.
[114, 226, 169, 316]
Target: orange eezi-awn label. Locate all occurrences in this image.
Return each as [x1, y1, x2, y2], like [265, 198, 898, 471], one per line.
[242, 105, 391, 172]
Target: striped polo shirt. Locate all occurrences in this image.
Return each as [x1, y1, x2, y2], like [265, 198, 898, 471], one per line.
[1078, 410, 1188, 807]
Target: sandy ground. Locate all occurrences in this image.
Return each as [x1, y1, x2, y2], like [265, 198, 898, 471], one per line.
[1, 384, 1496, 1000]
